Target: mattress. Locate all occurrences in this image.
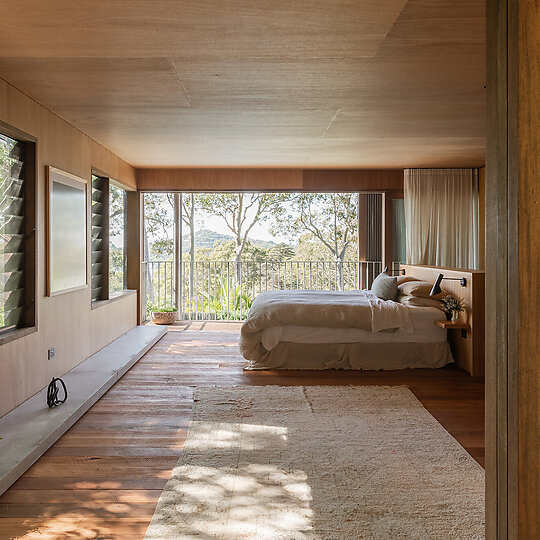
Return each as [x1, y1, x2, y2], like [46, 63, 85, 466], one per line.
[261, 305, 446, 351]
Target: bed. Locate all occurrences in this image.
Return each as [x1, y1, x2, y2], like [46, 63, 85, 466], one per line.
[240, 288, 453, 370]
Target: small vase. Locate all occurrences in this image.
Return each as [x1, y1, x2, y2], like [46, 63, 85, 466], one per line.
[451, 311, 459, 322]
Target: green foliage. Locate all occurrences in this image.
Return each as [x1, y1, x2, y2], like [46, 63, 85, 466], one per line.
[441, 295, 465, 314]
[267, 242, 295, 261]
[209, 239, 269, 262]
[109, 185, 127, 294]
[181, 229, 278, 252]
[147, 303, 177, 313]
[109, 184, 126, 238]
[184, 277, 255, 320]
[151, 239, 173, 260]
[109, 247, 125, 294]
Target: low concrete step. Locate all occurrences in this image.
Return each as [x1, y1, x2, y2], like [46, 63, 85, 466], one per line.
[0, 325, 167, 495]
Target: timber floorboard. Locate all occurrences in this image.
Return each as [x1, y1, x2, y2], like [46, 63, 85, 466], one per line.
[0, 322, 485, 539]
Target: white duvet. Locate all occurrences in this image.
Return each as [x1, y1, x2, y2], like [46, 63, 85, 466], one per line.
[240, 289, 418, 361]
[261, 304, 446, 351]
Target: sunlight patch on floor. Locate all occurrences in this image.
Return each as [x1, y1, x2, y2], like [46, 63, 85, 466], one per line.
[156, 463, 313, 539]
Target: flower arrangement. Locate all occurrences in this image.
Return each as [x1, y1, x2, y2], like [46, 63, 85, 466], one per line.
[441, 295, 465, 322]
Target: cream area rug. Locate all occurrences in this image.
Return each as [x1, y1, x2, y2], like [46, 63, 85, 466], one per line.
[145, 386, 485, 539]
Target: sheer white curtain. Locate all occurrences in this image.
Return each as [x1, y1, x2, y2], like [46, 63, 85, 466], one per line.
[404, 168, 479, 269]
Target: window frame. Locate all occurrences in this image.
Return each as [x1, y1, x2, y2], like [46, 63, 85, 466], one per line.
[90, 169, 132, 309]
[0, 121, 37, 346]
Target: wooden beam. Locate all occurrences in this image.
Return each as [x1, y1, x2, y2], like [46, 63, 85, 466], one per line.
[302, 169, 403, 192]
[136, 168, 303, 192]
[136, 168, 404, 193]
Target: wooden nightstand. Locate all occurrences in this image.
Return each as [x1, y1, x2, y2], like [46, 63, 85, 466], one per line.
[435, 319, 471, 345]
[434, 320, 470, 330]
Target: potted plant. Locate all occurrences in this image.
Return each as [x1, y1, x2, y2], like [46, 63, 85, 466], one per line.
[441, 295, 465, 322]
[148, 304, 178, 325]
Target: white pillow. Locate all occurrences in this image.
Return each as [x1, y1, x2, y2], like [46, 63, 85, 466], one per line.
[371, 272, 398, 301]
[397, 294, 444, 310]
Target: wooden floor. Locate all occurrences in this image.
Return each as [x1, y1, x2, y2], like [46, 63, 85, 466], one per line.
[0, 322, 485, 540]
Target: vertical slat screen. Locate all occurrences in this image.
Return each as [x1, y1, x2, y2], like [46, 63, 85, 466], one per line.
[91, 175, 108, 301]
[366, 193, 382, 261]
[0, 134, 26, 330]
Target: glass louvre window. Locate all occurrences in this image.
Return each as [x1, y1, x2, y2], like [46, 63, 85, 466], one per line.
[91, 175, 108, 302]
[109, 183, 127, 296]
[0, 134, 26, 331]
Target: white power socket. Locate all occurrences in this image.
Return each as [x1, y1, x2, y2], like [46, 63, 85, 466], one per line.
[48, 348, 55, 360]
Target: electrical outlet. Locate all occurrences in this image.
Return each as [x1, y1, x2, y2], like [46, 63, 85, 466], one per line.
[48, 348, 55, 360]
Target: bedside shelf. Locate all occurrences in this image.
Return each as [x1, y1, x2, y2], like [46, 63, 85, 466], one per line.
[434, 320, 470, 330]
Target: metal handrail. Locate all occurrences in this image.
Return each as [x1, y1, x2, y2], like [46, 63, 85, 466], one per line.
[144, 259, 389, 321]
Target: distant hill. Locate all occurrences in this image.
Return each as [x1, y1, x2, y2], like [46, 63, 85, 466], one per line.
[182, 229, 278, 252]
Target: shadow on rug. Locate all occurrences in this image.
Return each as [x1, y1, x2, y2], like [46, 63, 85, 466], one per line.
[145, 386, 484, 539]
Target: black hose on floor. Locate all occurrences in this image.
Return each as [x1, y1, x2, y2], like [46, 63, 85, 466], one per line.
[47, 377, 68, 408]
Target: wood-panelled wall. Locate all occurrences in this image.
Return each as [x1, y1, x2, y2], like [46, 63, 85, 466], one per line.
[0, 79, 137, 418]
[486, 0, 540, 537]
[401, 265, 485, 377]
[136, 167, 404, 192]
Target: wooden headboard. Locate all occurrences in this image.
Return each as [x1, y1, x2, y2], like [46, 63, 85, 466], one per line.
[400, 265, 485, 377]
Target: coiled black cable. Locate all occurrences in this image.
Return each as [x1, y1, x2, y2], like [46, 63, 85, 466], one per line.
[47, 377, 67, 408]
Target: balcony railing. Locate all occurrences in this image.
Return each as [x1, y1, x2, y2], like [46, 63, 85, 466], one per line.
[143, 259, 387, 321]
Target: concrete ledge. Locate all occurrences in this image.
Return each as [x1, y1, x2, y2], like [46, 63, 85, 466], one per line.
[0, 325, 166, 496]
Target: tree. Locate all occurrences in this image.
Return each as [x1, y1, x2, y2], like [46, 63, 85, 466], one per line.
[197, 193, 288, 280]
[143, 193, 174, 259]
[273, 193, 358, 290]
[268, 243, 295, 261]
[210, 239, 269, 262]
[143, 193, 174, 304]
[181, 193, 204, 295]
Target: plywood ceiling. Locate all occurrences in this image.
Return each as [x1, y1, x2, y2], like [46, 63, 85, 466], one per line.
[0, 0, 485, 167]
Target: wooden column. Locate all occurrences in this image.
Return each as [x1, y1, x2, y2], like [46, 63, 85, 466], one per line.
[173, 193, 182, 315]
[486, 0, 540, 537]
[126, 191, 143, 324]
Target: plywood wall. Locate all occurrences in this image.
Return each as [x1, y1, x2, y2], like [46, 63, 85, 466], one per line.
[0, 79, 137, 417]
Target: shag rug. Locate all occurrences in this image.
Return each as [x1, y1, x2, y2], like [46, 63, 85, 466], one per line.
[145, 386, 484, 539]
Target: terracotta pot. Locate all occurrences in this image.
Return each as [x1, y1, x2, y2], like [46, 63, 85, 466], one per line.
[150, 311, 178, 325]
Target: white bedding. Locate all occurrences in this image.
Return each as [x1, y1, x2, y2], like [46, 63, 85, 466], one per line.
[261, 305, 446, 351]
